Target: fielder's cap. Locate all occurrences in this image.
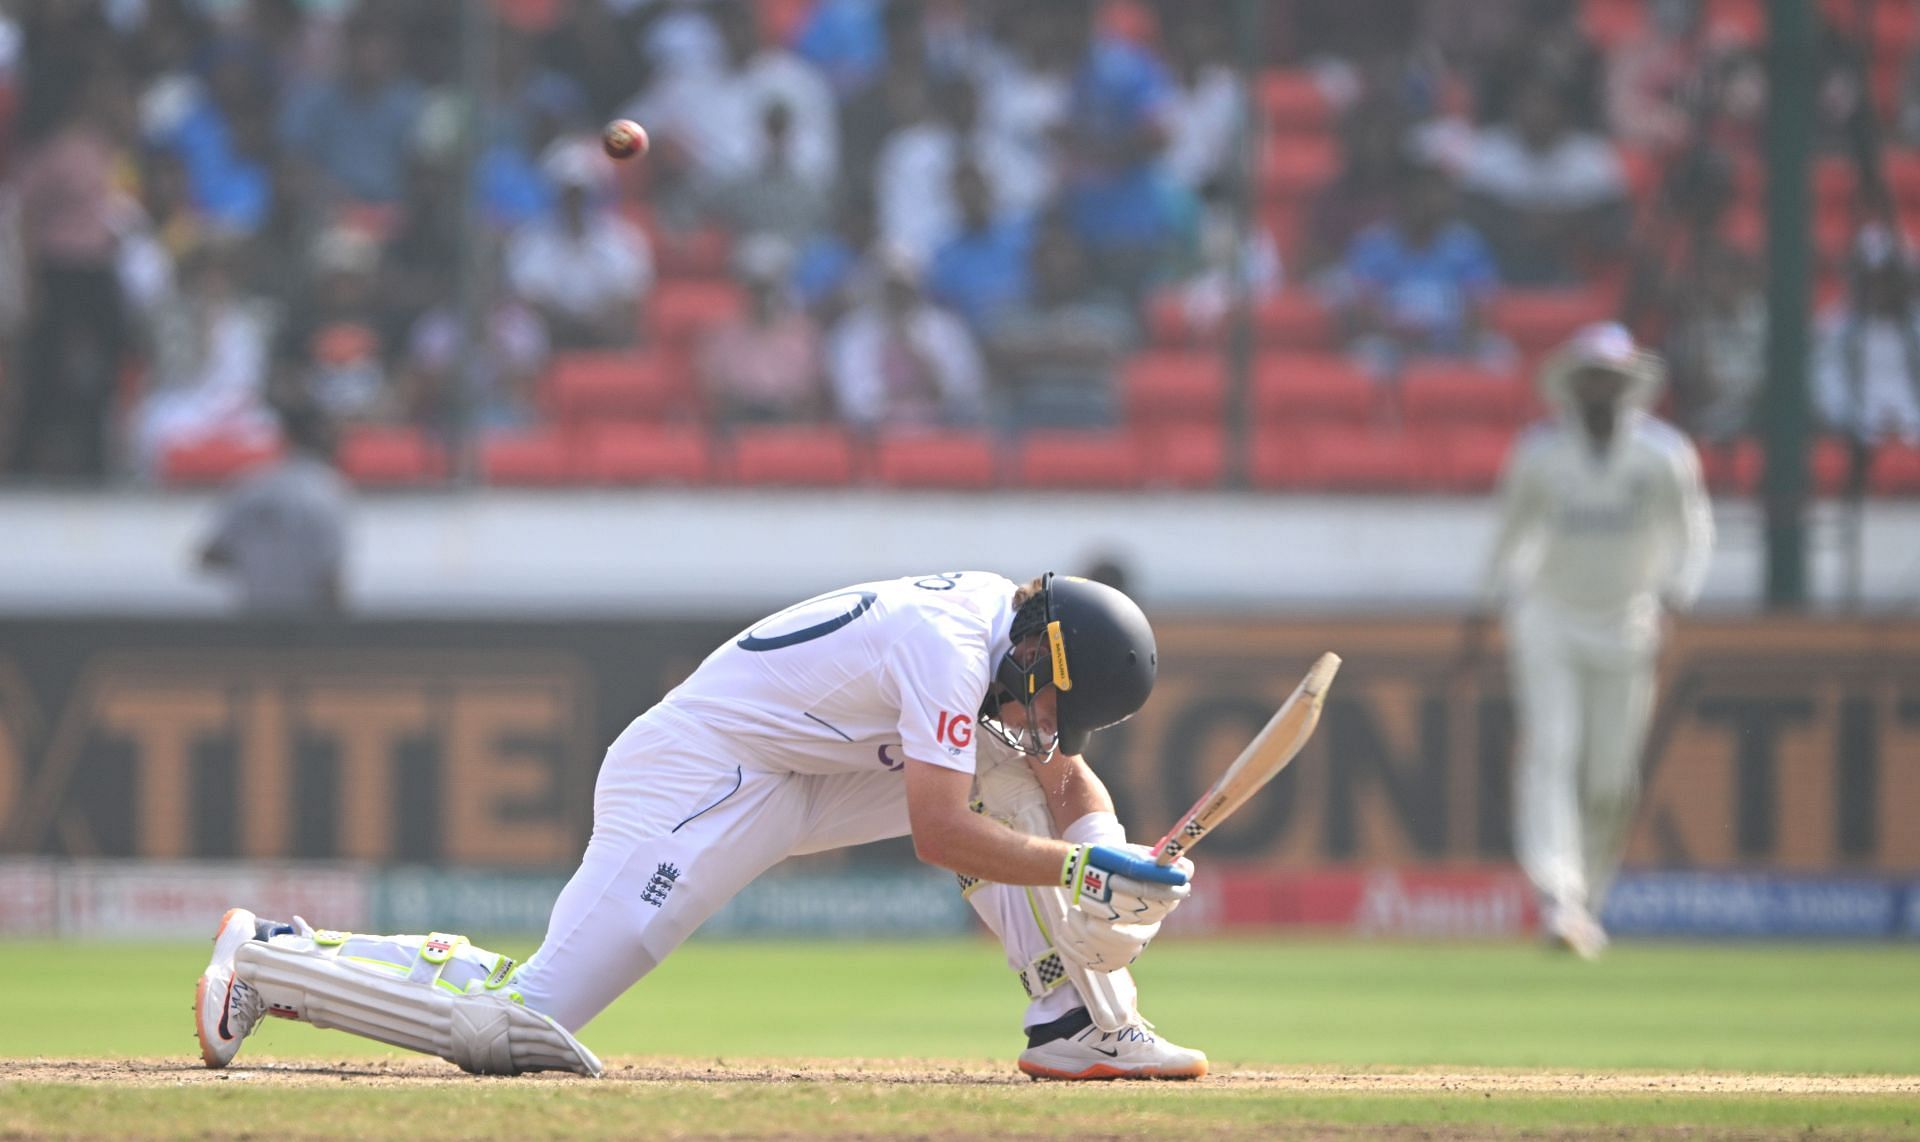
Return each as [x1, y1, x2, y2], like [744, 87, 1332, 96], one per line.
[1538, 321, 1664, 410]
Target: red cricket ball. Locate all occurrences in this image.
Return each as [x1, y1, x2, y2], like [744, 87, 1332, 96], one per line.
[602, 119, 649, 160]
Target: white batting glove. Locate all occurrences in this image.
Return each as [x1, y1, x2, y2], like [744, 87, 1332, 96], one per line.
[1062, 843, 1194, 926]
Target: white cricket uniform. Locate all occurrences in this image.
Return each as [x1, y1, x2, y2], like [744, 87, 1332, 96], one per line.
[508, 572, 1084, 1032]
[1483, 412, 1713, 914]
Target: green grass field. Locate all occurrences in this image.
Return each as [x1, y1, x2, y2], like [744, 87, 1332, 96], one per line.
[3, 936, 1917, 1138]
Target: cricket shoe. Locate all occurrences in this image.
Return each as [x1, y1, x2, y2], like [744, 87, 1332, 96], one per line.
[195, 907, 270, 1068]
[1017, 1009, 1207, 1081]
[1544, 899, 1609, 961]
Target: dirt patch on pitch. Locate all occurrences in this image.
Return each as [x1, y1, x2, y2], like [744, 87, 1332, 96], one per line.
[3, 1057, 1916, 1095]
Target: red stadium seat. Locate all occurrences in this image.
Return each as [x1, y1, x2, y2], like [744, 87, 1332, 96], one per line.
[1259, 136, 1340, 199]
[1248, 425, 1308, 489]
[1143, 424, 1227, 489]
[1430, 426, 1517, 493]
[1871, 442, 1920, 494]
[728, 425, 858, 486]
[544, 352, 688, 423]
[1485, 289, 1618, 356]
[650, 281, 746, 346]
[578, 422, 712, 485]
[338, 426, 446, 486]
[1259, 71, 1331, 134]
[481, 429, 576, 486]
[1123, 352, 1227, 426]
[1699, 438, 1760, 495]
[1293, 426, 1430, 492]
[1253, 353, 1380, 426]
[652, 226, 732, 279]
[159, 435, 281, 485]
[872, 429, 998, 489]
[1256, 291, 1336, 348]
[1580, 0, 1644, 48]
[1399, 363, 1525, 428]
[1015, 430, 1145, 489]
[1812, 434, 1859, 496]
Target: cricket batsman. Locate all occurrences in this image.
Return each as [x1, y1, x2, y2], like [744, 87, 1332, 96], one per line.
[194, 572, 1208, 1080]
[1481, 323, 1714, 957]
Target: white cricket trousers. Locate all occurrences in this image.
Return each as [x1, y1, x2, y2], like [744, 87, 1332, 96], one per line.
[1506, 599, 1659, 914]
[511, 707, 1084, 1033]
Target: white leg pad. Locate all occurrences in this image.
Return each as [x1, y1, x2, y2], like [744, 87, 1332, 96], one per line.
[233, 939, 603, 1076]
[971, 747, 1144, 1033]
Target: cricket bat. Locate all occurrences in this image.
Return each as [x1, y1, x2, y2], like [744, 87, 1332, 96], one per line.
[1149, 651, 1341, 865]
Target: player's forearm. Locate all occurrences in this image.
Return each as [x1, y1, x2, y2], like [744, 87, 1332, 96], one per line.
[1025, 751, 1116, 837]
[911, 804, 1075, 886]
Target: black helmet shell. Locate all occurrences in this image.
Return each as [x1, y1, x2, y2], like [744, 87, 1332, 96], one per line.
[1045, 575, 1157, 754]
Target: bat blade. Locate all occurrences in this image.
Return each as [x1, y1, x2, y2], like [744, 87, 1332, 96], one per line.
[1150, 652, 1341, 865]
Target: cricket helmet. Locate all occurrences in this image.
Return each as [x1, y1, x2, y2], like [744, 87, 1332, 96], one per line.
[984, 573, 1158, 757]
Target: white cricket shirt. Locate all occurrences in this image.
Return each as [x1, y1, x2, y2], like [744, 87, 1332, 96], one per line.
[658, 572, 1018, 776]
[1483, 411, 1714, 622]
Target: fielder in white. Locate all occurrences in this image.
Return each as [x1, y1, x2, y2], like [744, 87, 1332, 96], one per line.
[195, 572, 1208, 1080]
[1481, 323, 1714, 958]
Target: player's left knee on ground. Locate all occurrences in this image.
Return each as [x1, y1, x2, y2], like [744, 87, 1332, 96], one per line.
[234, 929, 602, 1077]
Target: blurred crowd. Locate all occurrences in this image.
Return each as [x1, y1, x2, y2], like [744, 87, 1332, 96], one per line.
[1, 0, 1918, 485]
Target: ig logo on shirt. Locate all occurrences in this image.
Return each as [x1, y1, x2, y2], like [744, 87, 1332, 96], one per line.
[936, 711, 973, 750]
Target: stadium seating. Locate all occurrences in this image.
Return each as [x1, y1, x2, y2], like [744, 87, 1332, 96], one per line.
[159, 437, 280, 485]
[1253, 353, 1379, 427]
[1257, 292, 1337, 348]
[1429, 426, 1516, 493]
[1143, 424, 1229, 489]
[1259, 70, 1332, 135]
[544, 352, 687, 423]
[338, 427, 446, 487]
[579, 422, 712, 485]
[1015, 430, 1145, 489]
[1123, 351, 1228, 426]
[727, 425, 858, 486]
[1871, 443, 1920, 495]
[1485, 290, 1618, 356]
[480, 429, 576, 486]
[872, 430, 998, 489]
[1399, 363, 1525, 428]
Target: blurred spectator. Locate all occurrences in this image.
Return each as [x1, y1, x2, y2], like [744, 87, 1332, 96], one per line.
[795, 0, 887, 98]
[1170, 180, 1283, 336]
[828, 252, 986, 428]
[793, 190, 880, 322]
[198, 398, 348, 618]
[9, 67, 136, 480]
[1461, 74, 1628, 285]
[710, 99, 833, 245]
[542, 0, 649, 120]
[926, 158, 1033, 333]
[1302, 96, 1410, 277]
[1058, 0, 1180, 300]
[277, 14, 423, 206]
[985, 218, 1132, 428]
[1621, 145, 1739, 344]
[1158, 0, 1244, 194]
[625, 0, 838, 198]
[699, 236, 827, 424]
[971, 1, 1073, 169]
[1338, 160, 1509, 380]
[507, 143, 653, 349]
[280, 225, 389, 424]
[840, 1, 934, 180]
[1606, 0, 1707, 151]
[380, 158, 466, 349]
[475, 30, 591, 228]
[131, 239, 276, 477]
[1473, 0, 1603, 131]
[1812, 226, 1920, 446]
[877, 73, 1051, 262]
[150, 38, 277, 235]
[400, 241, 549, 435]
[1667, 245, 1764, 445]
